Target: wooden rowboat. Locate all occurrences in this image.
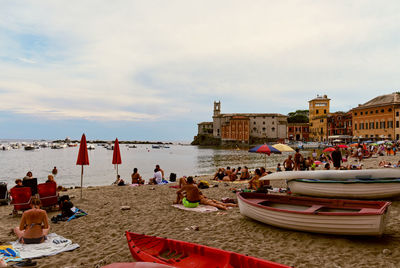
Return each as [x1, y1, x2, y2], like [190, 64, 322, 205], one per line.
[237, 192, 391, 235]
[262, 170, 400, 199]
[126, 231, 291, 268]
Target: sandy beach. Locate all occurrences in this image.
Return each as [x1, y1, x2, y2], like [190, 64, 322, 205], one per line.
[1, 155, 400, 268]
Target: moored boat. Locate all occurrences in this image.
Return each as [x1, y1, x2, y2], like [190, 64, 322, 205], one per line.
[263, 170, 400, 199]
[237, 192, 391, 235]
[126, 231, 290, 268]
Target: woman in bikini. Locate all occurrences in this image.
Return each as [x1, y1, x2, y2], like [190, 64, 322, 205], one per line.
[13, 197, 50, 244]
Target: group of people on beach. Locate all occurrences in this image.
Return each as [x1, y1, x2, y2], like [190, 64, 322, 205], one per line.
[213, 166, 251, 181]
[112, 165, 166, 186]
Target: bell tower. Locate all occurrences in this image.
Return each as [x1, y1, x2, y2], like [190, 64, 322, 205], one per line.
[213, 101, 221, 116]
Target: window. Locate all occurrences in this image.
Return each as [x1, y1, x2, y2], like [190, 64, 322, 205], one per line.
[360, 112, 363, 115]
[316, 110, 319, 114]
[370, 111, 373, 114]
[355, 112, 358, 116]
[272, 121, 274, 125]
[397, 111, 399, 116]
[272, 116, 275, 119]
[381, 109, 384, 113]
[263, 121, 265, 125]
[397, 121, 399, 128]
[389, 108, 392, 112]
[320, 119, 324, 122]
[324, 109, 326, 114]
[376, 110, 379, 113]
[376, 122, 379, 129]
[254, 122, 256, 125]
[355, 124, 357, 130]
[365, 111, 368, 115]
[360, 123, 364, 129]
[389, 121, 393, 128]
[253, 127, 256, 131]
[370, 122, 374, 129]
[262, 127, 266, 131]
[271, 127, 275, 131]
[365, 123, 368, 129]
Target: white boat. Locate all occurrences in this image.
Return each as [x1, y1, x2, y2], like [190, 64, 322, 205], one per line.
[263, 170, 400, 199]
[24, 145, 35, 150]
[237, 192, 391, 235]
[0, 144, 11, 150]
[296, 142, 329, 149]
[87, 144, 95, 150]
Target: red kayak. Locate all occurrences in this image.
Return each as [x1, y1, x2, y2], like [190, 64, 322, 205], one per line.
[126, 232, 290, 268]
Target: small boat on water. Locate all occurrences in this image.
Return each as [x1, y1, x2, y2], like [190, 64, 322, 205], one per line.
[126, 232, 290, 268]
[87, 144, 95, 150]
[264, 170, 400, 199]
[152, 145, 160, 149]
[24, 145, 35, 150]
[237, 192, 391, 236]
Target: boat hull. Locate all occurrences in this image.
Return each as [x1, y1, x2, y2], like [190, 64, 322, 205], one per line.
[237, 192, 390, 235]
[288, 180, 400, 199]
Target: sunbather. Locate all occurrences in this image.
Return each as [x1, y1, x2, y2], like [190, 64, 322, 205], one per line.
[13, 197, 50, 244]
[175, 176, 201, 207]
[131, 168, 144, 184]
[199, 193, 237, 210]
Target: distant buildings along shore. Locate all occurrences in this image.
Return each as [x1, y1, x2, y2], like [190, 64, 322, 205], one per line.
[193, 92, 400, 145]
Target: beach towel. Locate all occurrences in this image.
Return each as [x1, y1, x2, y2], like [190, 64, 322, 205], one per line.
[10, 233, 79, 259]
[0, 245, 23, 263]
[172, 204, 218, 212]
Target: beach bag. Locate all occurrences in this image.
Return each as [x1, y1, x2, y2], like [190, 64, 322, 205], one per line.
[198, 180, 209, 189]
[169, 173, 177, 182]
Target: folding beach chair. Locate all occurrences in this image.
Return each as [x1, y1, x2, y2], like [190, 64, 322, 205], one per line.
[37, 182, 58, 208]
[0, 181, 9, 205]
[22, 178, 38, 196]
[10, 187, 32, 214]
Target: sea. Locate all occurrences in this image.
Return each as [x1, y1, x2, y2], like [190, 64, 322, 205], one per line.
[0, 143, 295, 187]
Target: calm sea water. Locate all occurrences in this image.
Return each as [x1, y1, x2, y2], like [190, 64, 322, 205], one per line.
[0, 144, 300, 187]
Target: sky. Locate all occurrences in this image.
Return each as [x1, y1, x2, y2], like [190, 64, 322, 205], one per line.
[1, 1, 400, 141]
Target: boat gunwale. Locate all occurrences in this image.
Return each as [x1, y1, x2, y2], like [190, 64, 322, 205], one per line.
[289, 178, 400, 184]
[237, 192, 391, 216]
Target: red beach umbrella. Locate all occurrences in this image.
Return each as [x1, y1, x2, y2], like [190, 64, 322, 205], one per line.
[338, 144, 348, 149]
[76, 134, 89, 199]
[112, 138, 122, 177]
[323, 147, 335, 152]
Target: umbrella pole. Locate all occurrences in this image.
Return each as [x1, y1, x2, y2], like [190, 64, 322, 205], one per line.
[80, 165, 83, 199]
[265, 154, 267, 169]
[117, 164, 119, 177]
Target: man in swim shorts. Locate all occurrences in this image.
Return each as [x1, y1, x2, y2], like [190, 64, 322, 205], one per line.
[175, 176, 201, 208]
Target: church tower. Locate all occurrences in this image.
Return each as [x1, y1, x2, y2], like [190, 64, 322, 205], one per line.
[213, 101, 221, 116]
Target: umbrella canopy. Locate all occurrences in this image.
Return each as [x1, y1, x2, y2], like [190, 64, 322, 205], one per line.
[272, 143, 294, 152]
[249, 144, 281, 155]
[323, 147, 335, 152]
[112, 138, 122, 165]
[249, 144, 281, 168]
[112, 138, 122, 177]
[350, 143, 359, 147]
[76, 134, 89, 199]
[377, 141, 385, 145]
[337, 144, 348, 149]
[76, 134, 89, 165]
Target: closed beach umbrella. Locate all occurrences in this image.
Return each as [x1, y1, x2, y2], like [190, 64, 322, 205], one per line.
[76, 134, 89, 199]
[323, 147, 335, 152]
[112, 138, 122, 177]
[272, 143, 294, 152]
[249, 144, 281, 168]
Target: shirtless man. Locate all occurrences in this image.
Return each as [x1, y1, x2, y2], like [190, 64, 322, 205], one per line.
[293, 149, 303, 171]
[13, 197, 50, 244]
[283, 155, 294, 171]
[175, 177, 201, 208]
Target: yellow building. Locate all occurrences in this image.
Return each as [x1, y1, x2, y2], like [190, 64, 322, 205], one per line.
[308, 95, 330, 142]
[352, 92, 400, 140]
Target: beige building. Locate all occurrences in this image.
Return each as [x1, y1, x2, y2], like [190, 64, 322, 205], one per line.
[197, 122, 213, 136]
[212, 101, 287, 142]
[352, 92, 400, 140]
[309, 95, 330, 142]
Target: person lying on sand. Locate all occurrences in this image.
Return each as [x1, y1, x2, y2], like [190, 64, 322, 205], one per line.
[199, 193, 237, 210]
[13, 197, 50, 244]
[175, 176, 201, 207]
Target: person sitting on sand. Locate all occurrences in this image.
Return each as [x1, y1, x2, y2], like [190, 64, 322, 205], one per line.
[156, 165, 165, 179]
[113, 175, 125, 186]
[213, 168, 225, 180]
[276, 163, 282, 172]
[149, 168, 163, 185]
[178, 176, 187, 188]
[324, 163, 330, 170]
[131, 168, 144, 184]
[175, 176, 201, 208]
[13, 197, 50, 244]
[240, 166, 250, 180]
[248, 169, 262, 190]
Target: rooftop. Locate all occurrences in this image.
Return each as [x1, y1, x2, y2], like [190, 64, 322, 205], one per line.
[217, 113, 288, 118]
[308, 94, 330, 102]
[353, 92, 400, 110]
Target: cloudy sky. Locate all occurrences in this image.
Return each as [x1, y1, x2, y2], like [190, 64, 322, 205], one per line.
[1, 1, 400, 141]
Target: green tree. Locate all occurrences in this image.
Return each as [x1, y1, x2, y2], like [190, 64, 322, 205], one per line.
[287, 110, 309, 123]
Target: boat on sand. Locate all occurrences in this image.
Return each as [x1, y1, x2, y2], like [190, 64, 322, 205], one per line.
[262, 170, 400, 199]
[126, 231, 290, 268]
[237, 192, 391, 236]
